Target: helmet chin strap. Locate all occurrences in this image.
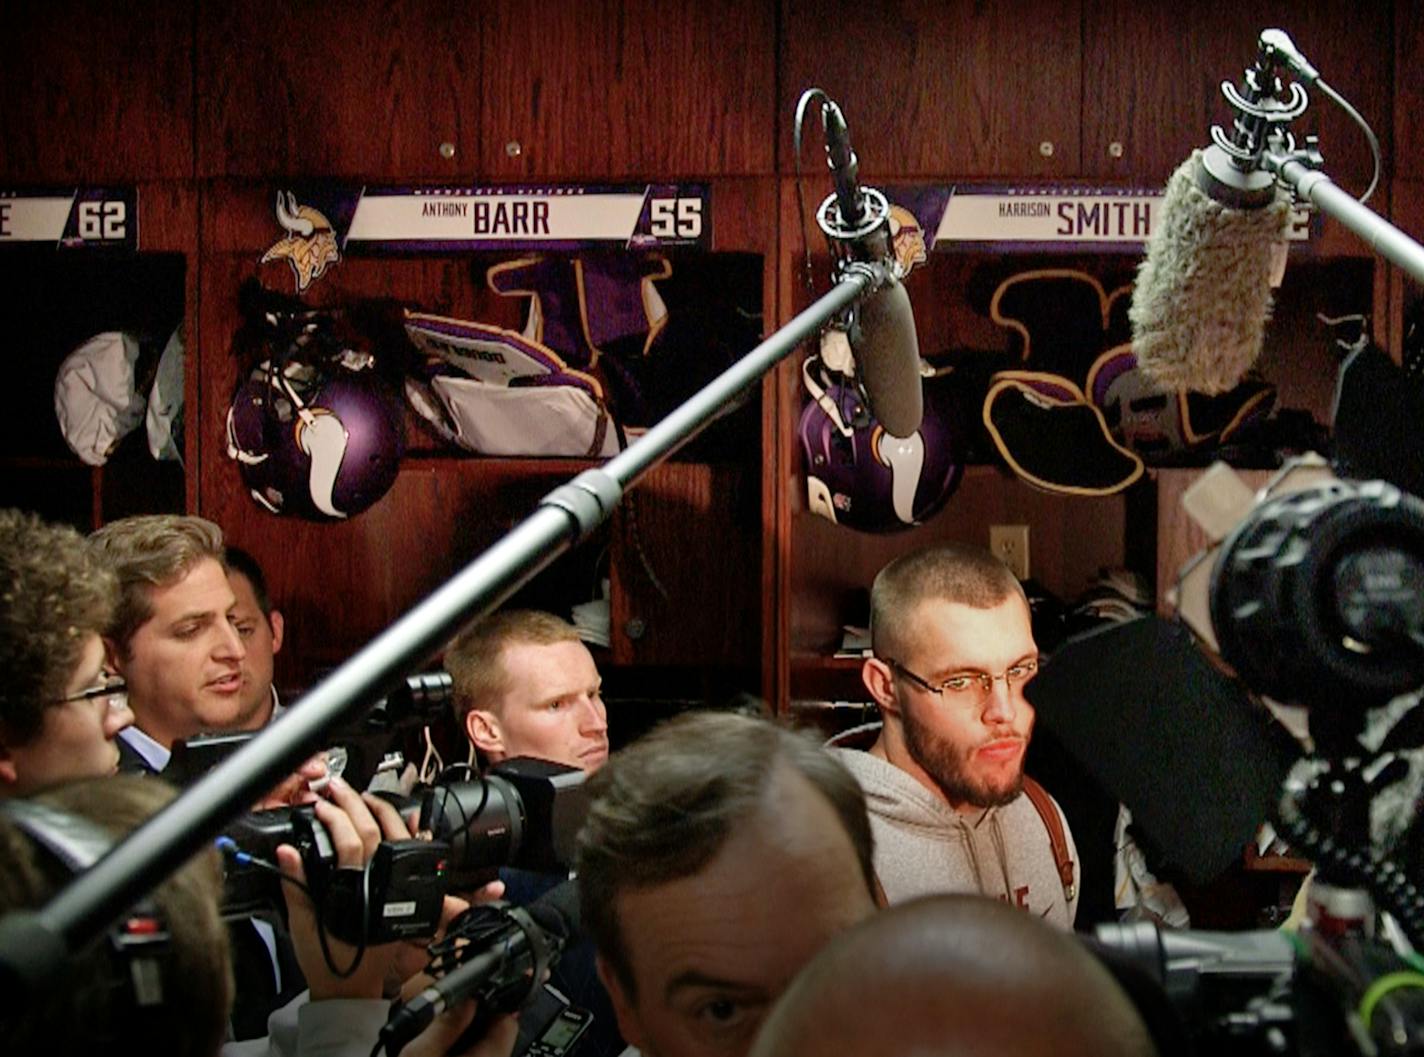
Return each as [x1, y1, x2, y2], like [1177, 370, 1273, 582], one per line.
[876, 429, 925, 524]
[224, 403, 269, 465]
[802, 351, 855, 437]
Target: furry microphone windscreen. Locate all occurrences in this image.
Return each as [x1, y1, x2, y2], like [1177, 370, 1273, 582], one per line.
[1129, 150, 1292, 395]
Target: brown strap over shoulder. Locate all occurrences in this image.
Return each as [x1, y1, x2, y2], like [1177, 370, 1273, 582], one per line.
[871, 872, 889, 909]
[1022, 776, 1077, 902]
[586, 406, 609, 457]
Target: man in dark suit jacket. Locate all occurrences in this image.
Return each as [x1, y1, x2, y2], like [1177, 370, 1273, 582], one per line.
[88, 515, 254, 772]
[88, 514, 315, 1038]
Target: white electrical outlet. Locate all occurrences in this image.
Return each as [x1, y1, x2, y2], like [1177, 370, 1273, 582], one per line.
[989, 524, 1030, 580]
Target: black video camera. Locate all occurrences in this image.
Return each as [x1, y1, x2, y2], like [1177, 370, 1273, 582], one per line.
[221, 757, 587, 945]
[170, 671, 456, 791]
[1040, 458, 1424, 1056]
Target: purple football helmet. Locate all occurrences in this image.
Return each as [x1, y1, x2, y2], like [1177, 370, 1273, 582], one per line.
[226, 353, 404, 521]
[798, 376, 963, 533]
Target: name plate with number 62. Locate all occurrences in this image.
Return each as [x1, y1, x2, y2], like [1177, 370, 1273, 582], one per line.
[0, 188, 137, 250]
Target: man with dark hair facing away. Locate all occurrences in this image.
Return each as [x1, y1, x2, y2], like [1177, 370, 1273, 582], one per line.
[0, 774, 232, 1057]
[577, 710, 880, 1057]
[749, 894, 1157, 1057]
[224, 545, 286, 730]
[0, 773, 519, 1057]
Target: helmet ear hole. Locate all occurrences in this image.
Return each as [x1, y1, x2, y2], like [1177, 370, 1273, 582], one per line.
[797, 377, 963, 533]
[226, 354, 404, 521]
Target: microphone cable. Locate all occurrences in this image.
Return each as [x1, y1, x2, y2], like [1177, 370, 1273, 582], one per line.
[1309, 76, 1382, 206]
[1256, 30, 1382, 206]
[792, 88, 834, 307]
[215, 836, 375, 980]
[1275, 783, 1424, 950]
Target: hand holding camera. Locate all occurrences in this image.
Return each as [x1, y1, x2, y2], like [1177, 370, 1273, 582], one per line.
[275, 774, 419, 1001]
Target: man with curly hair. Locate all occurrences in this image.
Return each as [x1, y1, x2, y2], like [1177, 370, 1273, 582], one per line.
[0, 509, 134, 795]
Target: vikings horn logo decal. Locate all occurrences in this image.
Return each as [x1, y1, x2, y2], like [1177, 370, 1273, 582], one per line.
[261, 191, 341, 292]
[296, 408, 350, 519]
[873, 427, 926, 525]
[887, 204, 927, 278]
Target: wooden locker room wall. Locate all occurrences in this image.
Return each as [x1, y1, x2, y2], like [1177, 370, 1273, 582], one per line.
[2, 0, 1420, 710]
[189, 0, 779, 697]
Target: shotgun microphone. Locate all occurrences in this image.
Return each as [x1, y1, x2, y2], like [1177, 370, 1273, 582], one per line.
[378, 880, 580, 1057]
[822, 100, 865, 230]
[805, 92, 924, 438]
[1129, 149, 1291, 395]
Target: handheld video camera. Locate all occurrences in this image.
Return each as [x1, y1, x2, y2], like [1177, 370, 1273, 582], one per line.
[169, 670, 456, 791]
[222, 757, 587, 945]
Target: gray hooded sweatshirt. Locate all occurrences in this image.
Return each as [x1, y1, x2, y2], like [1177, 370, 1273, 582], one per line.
[834, 748, 1079, 929]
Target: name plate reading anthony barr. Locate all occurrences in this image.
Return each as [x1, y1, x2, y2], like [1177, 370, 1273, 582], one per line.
[266, 184, 711, 256]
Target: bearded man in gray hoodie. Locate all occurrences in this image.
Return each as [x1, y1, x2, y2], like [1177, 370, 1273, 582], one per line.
[832, 544, 1079, 928]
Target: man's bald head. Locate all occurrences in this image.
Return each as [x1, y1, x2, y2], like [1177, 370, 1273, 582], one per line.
[751, 894, 1156, 1057]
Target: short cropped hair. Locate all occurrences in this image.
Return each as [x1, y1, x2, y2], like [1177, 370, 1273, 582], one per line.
[0, 775, 233, 1057]
[575, 711, 876, 995]
[223, 545, 271, 615]
[88, 515, 225, 653]
[752, 894, 1157, 1057]
[444, 609, 582, 721]
[0, 509, 117, 744]
[869, 544, 1025, 658]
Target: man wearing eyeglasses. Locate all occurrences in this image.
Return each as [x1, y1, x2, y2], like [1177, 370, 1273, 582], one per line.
[0, 509, 136, 796]
[832, 543, 1079, 928]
